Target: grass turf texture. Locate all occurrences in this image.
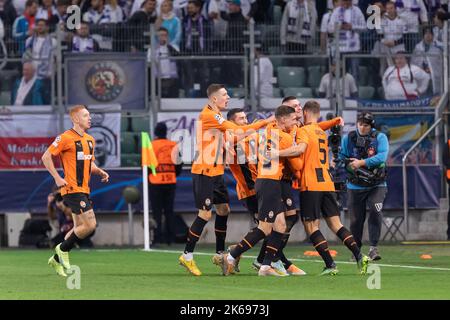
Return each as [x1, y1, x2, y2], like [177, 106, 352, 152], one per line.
[1, 244, 450, 299]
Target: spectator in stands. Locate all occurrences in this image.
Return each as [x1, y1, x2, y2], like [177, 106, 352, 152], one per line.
[372, 1, 407, 79]
[127, 0, 157, 51]
[12, 0, 38, 55]
[432, 11, 445, 48]
[47, 186, 94, 248]
[206, 0, 228, 42]
[220, 0, 247, 86]
[424, 0, 446, 19]
[23, 18, 56, 104]
[412, 26, 443, 94]
[83, 0, 114, 24]
[225, 0, 257, 21]
[13, 0, 27, 15]
[155, 0, 181, 50]
[328, 0, 366, 82]
[220, 0, 247, 53]
[11, 61, 44, 105]
[148, 27, 179, 97]
[382, 51, 430, 100]
[320, 0, 338, 55]
[317, 61, 359, 99]
[376, 1, 407, 55]
[280, 0, 317, 59]
[395, 0, 428, 52]
[50, 0, 70, 28]
[254, 47, 273, 98]
[70, 21, 100, 52]
[72, 0, 91, 16]
[181, 0, 212, 94]
[105, 0, 124, 22]
[36, 0, 56, 21]
[0, 0, 18, 30]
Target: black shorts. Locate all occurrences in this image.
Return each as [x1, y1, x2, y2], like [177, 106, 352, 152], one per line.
[192, 173, 230, 210]
[242, 195, 258, 215]
[63, 193, 93, 215]
[281, 179, 296, 212]
[255, 179, 286, 223]
[299, 191, 340, 221]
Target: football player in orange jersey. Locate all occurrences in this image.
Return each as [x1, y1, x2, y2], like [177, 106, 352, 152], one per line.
[277, 101, 370, 275]
[42, 105, 109, 277]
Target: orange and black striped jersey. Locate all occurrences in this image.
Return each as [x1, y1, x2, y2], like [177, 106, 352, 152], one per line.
[288, 118, 341, 187]
[149, 138, 178, 185]
[228, 134, 258, 200]
[191, 105, 270, 177]
[297, 123, 335, 192]
[47, 129, 96, 195]
[257, 123, 302, 181]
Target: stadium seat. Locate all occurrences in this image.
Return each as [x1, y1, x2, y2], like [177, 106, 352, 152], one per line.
[121, 132, 138, 154]
[377, 87, 385, 100]
[307, 66, 324, 88]
[282, 87, 314, 98]
[131, 117, 150, 133]
[358, 86, 376, 99]
[228, 87, 246, 99]
[121, 153, 141, 167]
[0, 91, 11, 105]
[272, 87, 282, 98]
[268, 46, 283, 72]
[277, 67, 306, 88]
[358, 66, 369, 86]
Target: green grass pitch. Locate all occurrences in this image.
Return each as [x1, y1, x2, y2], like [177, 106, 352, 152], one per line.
[1, 244, 450, 300]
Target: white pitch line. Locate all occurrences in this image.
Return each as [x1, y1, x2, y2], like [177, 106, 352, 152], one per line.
[144, 248, 450, 272]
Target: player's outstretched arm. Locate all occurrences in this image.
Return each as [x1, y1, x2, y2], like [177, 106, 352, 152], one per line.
[91, 162, 109, 183]
[276, 142, 307, 158]
[41, 149, 67, 188]
[318, 117, 344, 131]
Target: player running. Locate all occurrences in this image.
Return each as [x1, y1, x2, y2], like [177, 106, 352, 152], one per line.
[179, 84, 274, 276]
[42, 105, 109, 277]
[279, 101, 370, 275]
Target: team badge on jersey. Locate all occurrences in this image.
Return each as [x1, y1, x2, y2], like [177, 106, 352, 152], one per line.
[52, 136, 61, 147]
[286, 198, 292, 207]
[205, 198, 211, 206]
[268, 211, 274, 219]
[214, 114, 225, 125]
[80, 201, 86, 208]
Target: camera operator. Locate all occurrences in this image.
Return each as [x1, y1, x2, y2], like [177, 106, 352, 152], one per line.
[47, 186, 94, 248]
[339, 112, 389, 261]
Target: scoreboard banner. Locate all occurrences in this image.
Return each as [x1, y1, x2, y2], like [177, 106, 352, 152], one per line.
[0, 105, 121, 168]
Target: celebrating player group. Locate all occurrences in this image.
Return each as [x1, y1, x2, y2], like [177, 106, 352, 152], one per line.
[178, 83, 370, 277]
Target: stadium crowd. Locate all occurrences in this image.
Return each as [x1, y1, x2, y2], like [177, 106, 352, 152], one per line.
[0, 0, 448, 103]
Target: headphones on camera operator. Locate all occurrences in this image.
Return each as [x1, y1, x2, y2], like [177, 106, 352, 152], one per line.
[346, 112, 387, 187]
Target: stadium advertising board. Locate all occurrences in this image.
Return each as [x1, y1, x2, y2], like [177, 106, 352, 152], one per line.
[0, 105, 121, 168]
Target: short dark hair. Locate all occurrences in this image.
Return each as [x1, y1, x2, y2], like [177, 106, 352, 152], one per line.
[154, 122, 168, 138]
[303, 100, 321, 115]
[281, 96, 297, 104]
[275, 105, 295, 120]
[207, 84, 225, 98]
[158, 27, 169, 34]
[188, 0, 202, 8]
[35, 18, 49, 25]
[357, 112, 375, 127]
[25, 0, 37, 7]
[227, 108, 244, 121]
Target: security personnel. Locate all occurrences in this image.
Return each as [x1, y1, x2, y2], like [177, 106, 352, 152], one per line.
[149, 122, 182, 245]
[340, 112, 389, 261]
[443, 137, 450, 240]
